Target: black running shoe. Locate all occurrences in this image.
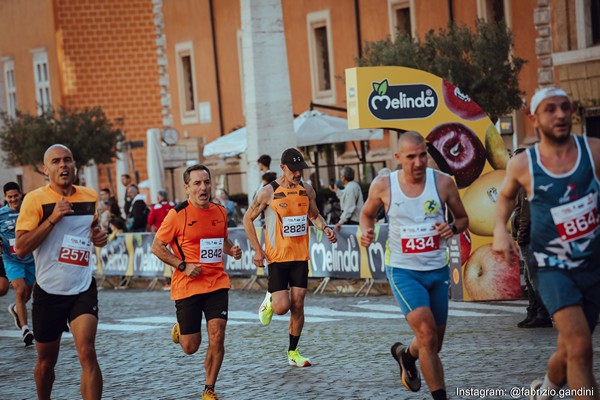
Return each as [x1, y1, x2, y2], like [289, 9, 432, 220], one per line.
[23, 329, 34, 347]
[391, 342, 421, 392]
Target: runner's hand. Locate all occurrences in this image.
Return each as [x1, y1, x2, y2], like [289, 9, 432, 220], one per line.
[324, 226, 337, 243]
[492, 227, 517, 263]
[186, 263, 202, 278]
[435, 222, 453, 239]
[231, 245, 242, 260]
[51, 197, 74, 223]
[360, 227, 375, 247]
[253, 248, 268, 268]
[91, 225, 108, 247]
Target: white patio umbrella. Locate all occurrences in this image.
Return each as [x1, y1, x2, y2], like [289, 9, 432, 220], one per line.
[146, 128, 165, 204]
[202, 110, 383, 158]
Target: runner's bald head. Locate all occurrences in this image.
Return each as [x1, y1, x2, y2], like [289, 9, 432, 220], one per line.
[398, 131, 425, 152]
[44, 144, 73, 166]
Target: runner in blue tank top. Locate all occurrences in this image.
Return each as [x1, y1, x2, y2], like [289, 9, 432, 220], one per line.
[493, 87, 600, 400]
[361, 132, 468, 400]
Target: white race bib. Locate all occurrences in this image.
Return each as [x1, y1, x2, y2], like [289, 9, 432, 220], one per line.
[400, 223, 440, 254]
[200, 238, 224, 263]
[551, 193, 599, 242]
[282, 215, 308, 237]
[9, 238, 16, 255]
[59, 235, 91, 267]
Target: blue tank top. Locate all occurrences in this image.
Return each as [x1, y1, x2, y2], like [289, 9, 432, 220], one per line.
[0, 204, 35, 267]
[528, 135, 600, 269]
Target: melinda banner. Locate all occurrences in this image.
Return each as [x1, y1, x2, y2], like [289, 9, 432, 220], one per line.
[346, 66, 521, 301]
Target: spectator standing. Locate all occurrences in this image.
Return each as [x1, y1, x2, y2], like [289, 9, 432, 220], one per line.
[215, 189, 238, 227]
[121, 174, 133, 216]
[329, 166, 364, 230]
[125, 185, 149, 232]
[16, 144, 107, 400]
[1, 182, 36, 346]
[147, 189, 174, 233]
[511, 148, 552, 329]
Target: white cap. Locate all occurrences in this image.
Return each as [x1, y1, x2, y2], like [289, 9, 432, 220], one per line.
[530, 87, 569, 115]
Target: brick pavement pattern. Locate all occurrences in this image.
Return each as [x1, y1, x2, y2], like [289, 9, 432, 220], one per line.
[0, 289, 598, 399]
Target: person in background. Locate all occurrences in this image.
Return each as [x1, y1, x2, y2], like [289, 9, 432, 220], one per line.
[121, 174, 133, 216]
[215, 188, 238, 228]
[329, 166, 364, 230]
[147, 189, 175, 233]
[125, 185, 148, 232]
[0, 257, 9, 297]
[1, 182, 36, 346]
[511, 148, 552, 329]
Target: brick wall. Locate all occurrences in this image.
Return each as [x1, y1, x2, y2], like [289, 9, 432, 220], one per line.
[56, 0, 162, 191]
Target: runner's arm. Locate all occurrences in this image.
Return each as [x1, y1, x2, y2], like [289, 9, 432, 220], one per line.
[243, 186, 271, 252]
[151, 237, 183, 268]
[439, 174, 468, 234]
[306, 184, 336, 243]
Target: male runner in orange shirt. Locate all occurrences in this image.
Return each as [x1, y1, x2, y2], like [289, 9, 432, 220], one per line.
[152, 164, 241, 400]
[243, 148, 337, 368]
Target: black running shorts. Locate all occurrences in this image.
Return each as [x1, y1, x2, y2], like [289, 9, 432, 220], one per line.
[267, 261, 309, 292]
[32, 278, 99, 343]
[175, 288, 229, 335]
[0, 257, 6, 279]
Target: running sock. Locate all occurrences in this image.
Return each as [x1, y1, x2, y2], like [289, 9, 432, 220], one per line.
[21, 325, 29, 333]
[204, 385, 215, 392]
[401, 344, 418, 366]
[431, 389, 448, 400]
[289, 334, 300, 351]
[538, 374, 560, 400]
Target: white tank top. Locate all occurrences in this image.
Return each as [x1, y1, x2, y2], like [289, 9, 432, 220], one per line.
[386, 168, 447, 271]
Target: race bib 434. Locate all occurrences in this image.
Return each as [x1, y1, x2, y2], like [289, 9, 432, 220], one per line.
[400, 223, 440, 254]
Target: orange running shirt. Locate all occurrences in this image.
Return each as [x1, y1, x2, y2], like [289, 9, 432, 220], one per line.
[156, 201, 230, 300]
[264, 181, 310, 263]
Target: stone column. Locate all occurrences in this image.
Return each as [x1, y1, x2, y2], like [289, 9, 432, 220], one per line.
[152, 0, 172, 128]
[241, 0, 295, 203]
[534, 0, 554, 87]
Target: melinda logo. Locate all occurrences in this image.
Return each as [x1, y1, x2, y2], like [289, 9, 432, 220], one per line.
[368, 79, 438, 120]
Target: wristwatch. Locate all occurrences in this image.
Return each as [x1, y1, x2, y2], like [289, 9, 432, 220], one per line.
[177, 261, 186, 272]
[449, 223, 458, 235]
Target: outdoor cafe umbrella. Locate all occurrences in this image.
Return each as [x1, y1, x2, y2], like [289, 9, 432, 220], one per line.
[203, 110, 383, 158]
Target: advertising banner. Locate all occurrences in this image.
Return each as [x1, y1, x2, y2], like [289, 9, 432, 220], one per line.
[346, 66, 521, 301]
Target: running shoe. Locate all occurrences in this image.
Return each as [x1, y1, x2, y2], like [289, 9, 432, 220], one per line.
[171, 322, 180, 344]
[202, 388, 221, 400]
[391, 342, 421, 392]
[8, 303, 21, 329]
[529, 377, 543, 400]
[258, 291, 273, 326]
[22, 329, 34, 347]
[288, 348, 311, 367]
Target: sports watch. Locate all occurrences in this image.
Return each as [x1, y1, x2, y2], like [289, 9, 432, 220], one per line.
[177, 261, 186, 272]
[449, 223, 458, 235]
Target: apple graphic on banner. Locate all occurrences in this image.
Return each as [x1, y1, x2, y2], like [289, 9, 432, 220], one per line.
[460, 229, 472, 265]
[463, 244, 521, 301]
[461, 169, 506, 236]
[485, 123, 509, 170]
[441, 80, 487, 120]
[426, 122, 486, 188]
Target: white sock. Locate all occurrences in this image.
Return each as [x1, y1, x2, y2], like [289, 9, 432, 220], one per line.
[21, 324, 29, 333]
[538, 374, 561, 400]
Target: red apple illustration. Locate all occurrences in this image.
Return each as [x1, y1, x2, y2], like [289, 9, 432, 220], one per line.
[460, 229, 472, 264]
[442, 80, 487, 120]
[463, 244, 521, 301]
[426, 122, 486, 188]
[462, 170, 506, 236]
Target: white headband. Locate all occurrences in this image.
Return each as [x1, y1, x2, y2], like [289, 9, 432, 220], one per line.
[530, 87, 569, 114]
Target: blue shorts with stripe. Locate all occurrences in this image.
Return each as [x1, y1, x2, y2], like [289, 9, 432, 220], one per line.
[386, 265, 449, 326]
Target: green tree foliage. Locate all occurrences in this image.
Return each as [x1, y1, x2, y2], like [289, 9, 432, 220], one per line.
[358, 20, 526, 122]
[0, 106, 124, 174]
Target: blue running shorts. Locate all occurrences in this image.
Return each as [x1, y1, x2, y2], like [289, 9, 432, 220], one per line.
[386, 265, 449, 325]
[533, 265, 600, 331]
[4, 260, 35, 286]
